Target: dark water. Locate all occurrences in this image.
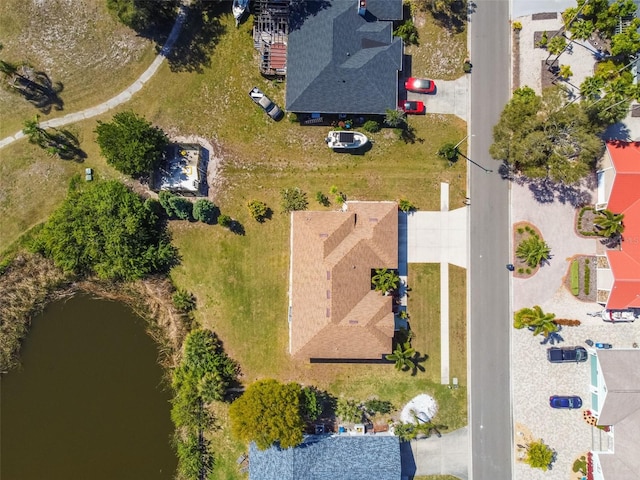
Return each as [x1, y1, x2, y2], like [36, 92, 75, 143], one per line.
[0, 294, 176, 480]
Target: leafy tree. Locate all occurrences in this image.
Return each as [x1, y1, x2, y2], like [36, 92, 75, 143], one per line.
[611, 19, 640, 57]
[385, 342, 416, 371]
[192, 198, 217, 224]
[384, 108, 406, 128]
[516, 235, 551, 267]
[414, 0, 467, 32]
[95, 110, 168, 177]
[315, 191, 330, 206]
[229, 379, 305, 450]
[247, 200, 268, 222]
[106, 0, 178, 32]
[524, 440, 555, 471]
[438, 142, 459, 162]
[371, 268, 400, 294]
[158, 191, 177, 217]
[594, 209, 624, 238]
[280, 187, 308, 213]
[34, 180, 176, 280]
[300, 387, 322, 422]
[513, 306, 559, 337]
[491, 87, 604, 184]
[169, 196, 193, 220]
[394, 19, 419, 45]
[335, 398, 362, 423]
[218, 214, 232, 228]
[399, 199, 415, 213]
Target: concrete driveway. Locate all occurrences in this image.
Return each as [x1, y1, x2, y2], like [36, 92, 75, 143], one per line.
[406, 76, 469, 121]
[401, 427, 469, 480]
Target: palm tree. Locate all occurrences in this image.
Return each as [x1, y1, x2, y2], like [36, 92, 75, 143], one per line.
[384, 108, 406, 128]
[437, 142, 459, 163]
[569, 19, 595, 40]
[516, 236, 551, 267]
[371, 268, 400, 294]
[580, 76, 604, 101]
[22, 115, 51, 147]
[385, 342, 415, 371]
[513, 306, 559, 337]
[594, 209, 624, 238]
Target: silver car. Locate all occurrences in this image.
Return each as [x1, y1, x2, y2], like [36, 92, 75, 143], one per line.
[249, 87, 283, 120]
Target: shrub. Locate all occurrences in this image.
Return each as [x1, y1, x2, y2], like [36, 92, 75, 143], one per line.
[335, 192, 346, 205]
[518, 268, 524, 274]
[158, 190, 177, 217]
[584, 264, 591, 295]
[315, 191, 330, 206]
[554, 318, 581, 326]
[513, 21, 522, 31]
[399, 199, 415, 213]
[300, 387, 322, 422]
[524, 440, 555, 471]
[362, 120, 381, 133]
[537, 31, 548, 48]
[173, 289, 196, 313]
[281, 187, 308, 213]
[193, 198, 217, 223]
[517, 227, 524, 234]
[363, 399, 393, 416]
[247, 200, 268, 222]
[526, 268, 531, 274]
[335, 398, 362, 423]
[393, 19, 419, 45]
[218, 214, 232, 228]
[168, 196, 193, 220]
[570, 260, 579, 296]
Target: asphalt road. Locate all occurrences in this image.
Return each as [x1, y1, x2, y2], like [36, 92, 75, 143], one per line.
[468, 1, 513, 479]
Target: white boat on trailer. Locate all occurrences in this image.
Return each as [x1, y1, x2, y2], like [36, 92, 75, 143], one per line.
[325, 130, 369, 150]
[233, 0, 249, 26]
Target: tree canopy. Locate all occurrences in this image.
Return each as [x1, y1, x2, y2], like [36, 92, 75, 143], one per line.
[491, 87, 604, 184]
[34, 179, 177, 280]
[229, 379, 305, 450]
[95, 110, 169, 177]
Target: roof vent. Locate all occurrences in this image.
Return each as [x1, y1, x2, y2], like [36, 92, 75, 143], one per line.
[358, 0, 366, 16]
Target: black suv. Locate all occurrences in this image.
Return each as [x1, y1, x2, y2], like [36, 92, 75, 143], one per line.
[547, 346, 588, 363]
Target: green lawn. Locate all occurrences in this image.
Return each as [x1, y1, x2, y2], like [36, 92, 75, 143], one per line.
[0, 0, 157, 138]
[0, 6, 468, 480]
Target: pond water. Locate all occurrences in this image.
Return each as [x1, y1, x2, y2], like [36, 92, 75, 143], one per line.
[0, 294, 176, 480]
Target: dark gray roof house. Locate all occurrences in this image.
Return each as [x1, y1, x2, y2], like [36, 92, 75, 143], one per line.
[285, 0, 403, 115]
[249, 435, 401, 480]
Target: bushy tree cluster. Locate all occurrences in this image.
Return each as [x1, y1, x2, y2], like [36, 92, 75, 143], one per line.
[34, 179, 177, 281]
[280, 187, 308, 213]
[171, 329, 239, 479]
[247, 200, 269, 222]
[95, 110, 168, 177]
[490, 87, 604, 184]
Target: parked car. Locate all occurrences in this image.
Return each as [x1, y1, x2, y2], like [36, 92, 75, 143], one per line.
[249, 87, 283, 120]
[547, 346, 588, 363]
[398, 100, 425, 114]
[404, 77, 436, 94]
[549, 395, 582, 409]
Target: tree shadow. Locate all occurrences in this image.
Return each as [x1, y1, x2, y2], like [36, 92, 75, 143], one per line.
[165, 2, 226, 73]
[525, 177, 594, 207]
[117, 0, 179, 48]
[289, 0, 332, 31]
[9, 67, 64, 113]
[49, 129, 87, 162]
[229, 220, 245, 236]
[410, 352, 428, 377]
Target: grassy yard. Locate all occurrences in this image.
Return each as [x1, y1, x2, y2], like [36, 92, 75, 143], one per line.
[0, 0, 157, 138]
[0, 5, 468, 480]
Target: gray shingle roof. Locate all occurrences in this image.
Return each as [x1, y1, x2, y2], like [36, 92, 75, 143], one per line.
[286, 0, 403, 115]
[249, 435, 401, 480]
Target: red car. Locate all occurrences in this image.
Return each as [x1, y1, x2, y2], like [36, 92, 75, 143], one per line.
[405, 77, 436, 94]
[398, 100, 425, 114]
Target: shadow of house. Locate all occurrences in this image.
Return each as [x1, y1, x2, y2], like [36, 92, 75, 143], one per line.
[288, 201, 398, 362]
[286, 0, 403, 116]
[153, 143, 206, 196]
[249, 435, 401, 480]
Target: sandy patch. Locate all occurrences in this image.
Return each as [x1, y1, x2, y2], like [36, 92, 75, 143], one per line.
[400, 393, 438, 423]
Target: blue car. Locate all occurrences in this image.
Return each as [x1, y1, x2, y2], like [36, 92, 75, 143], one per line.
[549, 395, 582, 409]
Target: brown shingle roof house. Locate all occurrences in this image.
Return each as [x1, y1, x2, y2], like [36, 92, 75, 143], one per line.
[288, 201, 398, 361]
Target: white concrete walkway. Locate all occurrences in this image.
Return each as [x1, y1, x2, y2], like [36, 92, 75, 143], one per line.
[403, 183, 468, 385]
[0, 5, 188, 150]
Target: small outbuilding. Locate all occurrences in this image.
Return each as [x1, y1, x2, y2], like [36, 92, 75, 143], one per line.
[153, 143, 204, 195]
